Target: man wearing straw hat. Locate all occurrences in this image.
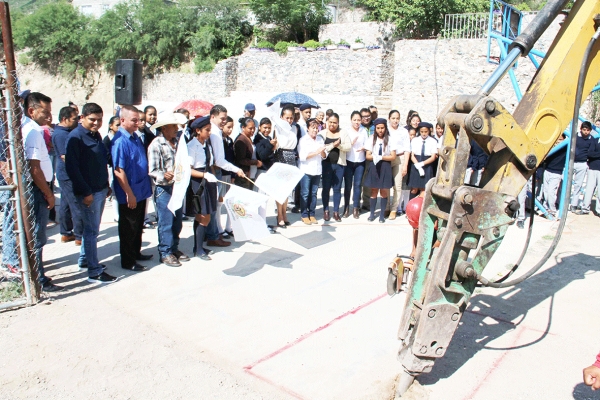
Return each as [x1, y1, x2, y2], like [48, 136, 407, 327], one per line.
[147, 112, 191, 267]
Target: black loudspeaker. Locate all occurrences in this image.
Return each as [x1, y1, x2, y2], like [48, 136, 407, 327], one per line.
[114, 59, 143, 105]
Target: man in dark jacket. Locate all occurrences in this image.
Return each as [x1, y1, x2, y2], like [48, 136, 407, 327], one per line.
[542, 134, 567, 216]
[66, 103, 116, 284]
[51, 106, 81, 244]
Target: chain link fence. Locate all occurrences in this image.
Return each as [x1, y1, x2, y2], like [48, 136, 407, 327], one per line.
[0, 64, 41, 310]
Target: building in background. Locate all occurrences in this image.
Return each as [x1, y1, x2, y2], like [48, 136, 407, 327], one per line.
[72, 0, 126, 17]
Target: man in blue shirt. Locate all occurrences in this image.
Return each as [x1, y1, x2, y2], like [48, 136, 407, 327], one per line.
[66, 103, 116, 284]
[112, 105, 153, 271]
[52, 106, 81, 244]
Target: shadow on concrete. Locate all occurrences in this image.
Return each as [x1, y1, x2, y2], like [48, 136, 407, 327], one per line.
[573, 382, 600, 399]
[418, 252, 600, 386]
[288, 225, 337, 249]
[39, 225, 159, 302]
[223, 247, 302, 277]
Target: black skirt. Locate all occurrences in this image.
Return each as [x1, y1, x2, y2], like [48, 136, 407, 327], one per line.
[364, 160, 393, 189]
[408, 154, 435, 189]
[191, 170, 218, 216]
[274, 148, 297, 166]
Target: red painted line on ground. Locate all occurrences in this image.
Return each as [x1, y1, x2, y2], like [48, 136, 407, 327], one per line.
[244, 368, 306, 400]
[462, 327, 527, 400]
[244, 292, 387, 371]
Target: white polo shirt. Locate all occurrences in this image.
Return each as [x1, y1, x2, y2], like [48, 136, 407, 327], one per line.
[22, 116, 53, 181]
[297, 135, 324, 175]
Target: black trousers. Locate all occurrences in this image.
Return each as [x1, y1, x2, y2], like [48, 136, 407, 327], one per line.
[118, 199, 146, 268]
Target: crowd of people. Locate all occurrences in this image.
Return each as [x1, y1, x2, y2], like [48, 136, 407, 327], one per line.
[1, 90, 599, 293]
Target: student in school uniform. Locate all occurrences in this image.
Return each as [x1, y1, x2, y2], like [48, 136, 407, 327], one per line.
[187, 116, 220, 261]
[364, 118, 397, 222]
[387, 110, 411, 220]
[408, 122, 438, 196]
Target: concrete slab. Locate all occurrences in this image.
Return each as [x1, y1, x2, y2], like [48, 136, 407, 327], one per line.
[1, 191, 599, 400]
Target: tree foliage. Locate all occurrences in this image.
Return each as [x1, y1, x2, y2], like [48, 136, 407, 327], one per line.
[249, 0, 329, 43]
[357, 0, 488, 38]
[12, 0, 252, 75]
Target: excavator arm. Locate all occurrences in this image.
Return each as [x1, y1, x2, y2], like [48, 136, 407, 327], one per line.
[396, 0, 600, 395]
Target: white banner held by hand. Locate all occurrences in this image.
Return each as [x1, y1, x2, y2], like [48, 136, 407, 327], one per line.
[254, 162, 304, 204]
[168, 133, 191, 215]
[223, 185, 270, 242]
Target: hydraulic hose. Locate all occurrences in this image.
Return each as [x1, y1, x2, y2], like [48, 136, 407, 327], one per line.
[479, 24, 600, 289]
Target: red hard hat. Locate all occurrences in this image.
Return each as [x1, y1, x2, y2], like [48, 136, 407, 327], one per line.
[406, 196, 424, 229]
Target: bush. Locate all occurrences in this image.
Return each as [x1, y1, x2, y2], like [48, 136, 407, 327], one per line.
[256, 40, 274, 49]
[17, 53, 31, 66]
[275, 41, 290, 54]
[303, 40, 320, 49]
[322, 38, 334, 46]
[338, 39, 349, 45]
[194, 57, 216, 73]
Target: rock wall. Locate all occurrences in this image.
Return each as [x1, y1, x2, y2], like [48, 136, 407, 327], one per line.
[319, 22, 396, 48]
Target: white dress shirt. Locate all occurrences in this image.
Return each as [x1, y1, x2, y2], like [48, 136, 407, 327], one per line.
[389, 125, 411, 155]
[297, 135, 324, 175]
[410, 136, 439, 157]
[188, 138, 214, 169]
[366, 136, 394, 157]
[22, 116, 53, 181]
[273, 120, 298, 150]
[346, 126, 368, 163]
[210, 122, 240, 173]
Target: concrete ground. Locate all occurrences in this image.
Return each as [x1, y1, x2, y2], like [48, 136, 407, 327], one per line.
[1, 193, 600, 400]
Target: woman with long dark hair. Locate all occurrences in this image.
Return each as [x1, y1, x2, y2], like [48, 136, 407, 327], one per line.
[319, 113, 350, 221]
[233, 117, 262, 190]
[364, 118, 396, 222]
[408, 122, 438, 196]
[343, 111, 368, 219]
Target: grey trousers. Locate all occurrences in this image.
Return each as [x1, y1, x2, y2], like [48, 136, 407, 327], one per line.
[464, 168, 483, 186]
[517, 178, 532, 221]
[543, 170, 562, 213]
[582, 169, 600, 213]
[570, 162, 588, 207]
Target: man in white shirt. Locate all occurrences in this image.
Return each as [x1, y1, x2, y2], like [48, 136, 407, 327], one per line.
[22, 92, 61, 292]
[207, 105, 244, 247]
[232, 103, 258, 140]
[297, 103, 312, 138]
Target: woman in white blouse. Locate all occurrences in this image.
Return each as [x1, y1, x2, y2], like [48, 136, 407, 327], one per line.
[272, 105, 298, 228]
[364, 118, 397, 222]
[388, 110, 411, 220]
[297, 119, 326, 224]
[343, 111, 368, 219]
[408, 122, 438, 195]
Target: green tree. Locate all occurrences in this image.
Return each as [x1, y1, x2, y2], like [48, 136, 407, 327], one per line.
[358, 0, 488, 38]
[182, 0, 253, 72]
[84, 0, 188, 72]
[249, 0, 329, 43]
[13, 1, 92, 74]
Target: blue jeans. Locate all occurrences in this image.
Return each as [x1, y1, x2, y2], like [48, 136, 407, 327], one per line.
[0, 189, 18, 267]
[321, 162, 344, 212]
[75, 188, 107, 277]
[154, 185, 183, 258]
[300, 174, 320, 218]
[32, 185, 50, 284]
[59, 179, 83, 240]
[344, 161, 365, 209]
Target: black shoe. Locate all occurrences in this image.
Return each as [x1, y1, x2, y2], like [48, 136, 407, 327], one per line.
[42, 282, 64, 292]
[173, 250, 190, 262]
[221, 231, 231, 239]
[367, 216, 376, 222]
[379, 218, 385, 223]
[136, 253, 153, 261]
[122, 263, 147, 272]
[284, 221, 291, 226]
[197, 252, 212, 261]
[87, 272, 118, 284]
[160, 254, 182, 267]
[517, 220, 525, 229]
[224, 230, 234, 237]
[79, 264, 107, 272]
[291, 207, 300, 214]
[202, 247, 215, 256]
